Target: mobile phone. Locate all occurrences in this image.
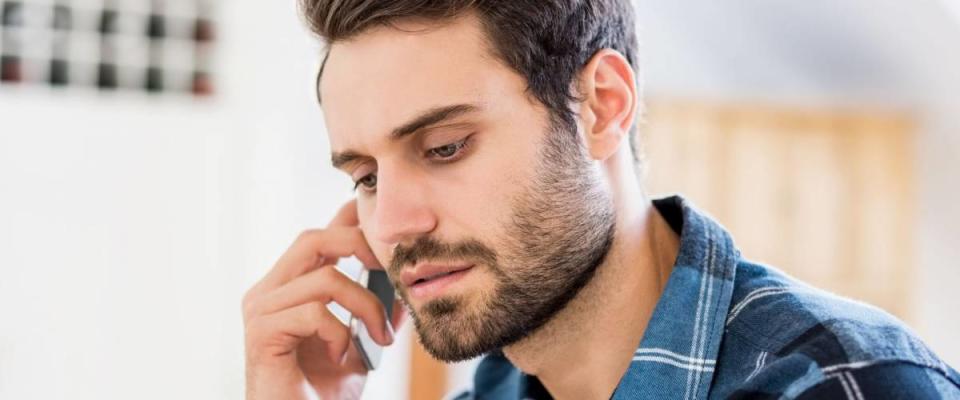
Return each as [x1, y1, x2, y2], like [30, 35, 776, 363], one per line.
[349, 266, 396, 370]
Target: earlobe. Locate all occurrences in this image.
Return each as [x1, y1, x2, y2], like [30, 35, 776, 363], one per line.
[579, 49, 637, 161]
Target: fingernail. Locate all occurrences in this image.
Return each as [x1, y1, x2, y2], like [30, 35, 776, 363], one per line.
[339, 349, 349, 366]
[383, 320, 395, 345]
[328, 343, 346, 364]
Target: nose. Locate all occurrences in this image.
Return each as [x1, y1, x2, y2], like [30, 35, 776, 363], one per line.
[368, 166, 438, 246]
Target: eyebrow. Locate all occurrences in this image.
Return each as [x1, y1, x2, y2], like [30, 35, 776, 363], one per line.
[330, 103, 481, 170]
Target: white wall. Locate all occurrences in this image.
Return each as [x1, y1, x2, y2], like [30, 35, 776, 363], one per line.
[0, 0, 409, 398]
[0, 92, 229, 399]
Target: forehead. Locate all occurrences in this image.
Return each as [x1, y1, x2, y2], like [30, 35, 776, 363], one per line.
[318, 15, 524, 150]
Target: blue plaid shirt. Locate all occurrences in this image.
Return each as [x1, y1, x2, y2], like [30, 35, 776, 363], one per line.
[454, 196, 960, 399]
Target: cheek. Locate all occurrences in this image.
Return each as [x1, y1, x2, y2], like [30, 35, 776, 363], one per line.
[355, 201, 390, 262]
[434, 175, 517, 251]
[372, 246, 393, 270]
[434, 136, 538, 244]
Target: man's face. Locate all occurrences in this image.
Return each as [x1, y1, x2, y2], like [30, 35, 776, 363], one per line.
[321, 15, 616, 361]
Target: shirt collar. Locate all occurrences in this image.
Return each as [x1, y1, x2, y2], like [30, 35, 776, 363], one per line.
[611, 195, 739, 399]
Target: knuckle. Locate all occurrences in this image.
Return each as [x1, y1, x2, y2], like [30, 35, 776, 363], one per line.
[326, 313, 350, 342]
[356, 295, 383, 322]
[241, 287, 257, 308]
[242, 297, 264, 320]
[327, 265, 357, 287]
[319, 265, 347, 282]
[308, 267, 339, 291]
[241, 297, 253, 319]
[348, 227, 367, 243]
[329, 321, 350, 346]
[307, 302, 328, 325]
[316, 264, 338, 277]
[308, 304, 340, 337]
[296, 228, 323, 243]
[243, 316, 266, 345]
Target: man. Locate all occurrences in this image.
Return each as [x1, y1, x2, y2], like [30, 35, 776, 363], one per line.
[241, 1, 960, 398]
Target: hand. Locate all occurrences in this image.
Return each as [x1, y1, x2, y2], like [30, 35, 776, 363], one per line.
[242, 199, 406, 399]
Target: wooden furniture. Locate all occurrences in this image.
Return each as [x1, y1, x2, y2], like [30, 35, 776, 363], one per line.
[643, 99, 916, 320]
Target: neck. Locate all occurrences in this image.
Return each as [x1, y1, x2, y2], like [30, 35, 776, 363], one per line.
[502, 153, 680, 400]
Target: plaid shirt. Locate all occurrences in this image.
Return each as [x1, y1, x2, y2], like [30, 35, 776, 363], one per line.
[453, 196, 960, 399]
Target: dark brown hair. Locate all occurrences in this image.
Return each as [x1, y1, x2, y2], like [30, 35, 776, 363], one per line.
[300, 0, 644, 168]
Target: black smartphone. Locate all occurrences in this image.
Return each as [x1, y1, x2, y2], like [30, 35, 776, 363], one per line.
[349, 267, 395, 370]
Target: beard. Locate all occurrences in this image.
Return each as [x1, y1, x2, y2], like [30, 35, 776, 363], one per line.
[388, 119, 617, 362]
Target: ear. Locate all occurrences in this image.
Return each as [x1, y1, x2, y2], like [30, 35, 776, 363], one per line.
[577, 49, 638, 161]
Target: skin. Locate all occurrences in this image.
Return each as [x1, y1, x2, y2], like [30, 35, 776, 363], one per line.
[243, 12, 680, 400]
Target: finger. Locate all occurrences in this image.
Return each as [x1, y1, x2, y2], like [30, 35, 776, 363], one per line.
[254, 266, 394, 346]
[360, 253, 387, 271]
[327, 199, 359, 228]
[325, 200, 388, 271]
[391, 299, 407, 329]
[297, 335, 366, 374]
[249, 302, 352, 364]
[317, 200, 360, 269]
[256, 227, 381, 292]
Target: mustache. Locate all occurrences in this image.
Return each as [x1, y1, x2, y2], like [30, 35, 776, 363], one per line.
[390, 236, 498, 274]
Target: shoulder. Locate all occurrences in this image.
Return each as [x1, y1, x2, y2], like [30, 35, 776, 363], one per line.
[724, 361, 960, 399]
[710, 260, 960, 399]
[792, 362, 960, 399]
[724, 260, 941, 367]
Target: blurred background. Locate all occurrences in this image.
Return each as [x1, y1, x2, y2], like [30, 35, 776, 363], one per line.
[1, 0, 958, 399]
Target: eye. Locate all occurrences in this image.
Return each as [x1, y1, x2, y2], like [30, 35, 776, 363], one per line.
[352, 173, 377, 193]
[426, 137, 471, 162]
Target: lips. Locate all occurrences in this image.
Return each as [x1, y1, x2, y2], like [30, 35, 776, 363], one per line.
[401, 263, 474, 288]
[413, 270, 458, 285]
